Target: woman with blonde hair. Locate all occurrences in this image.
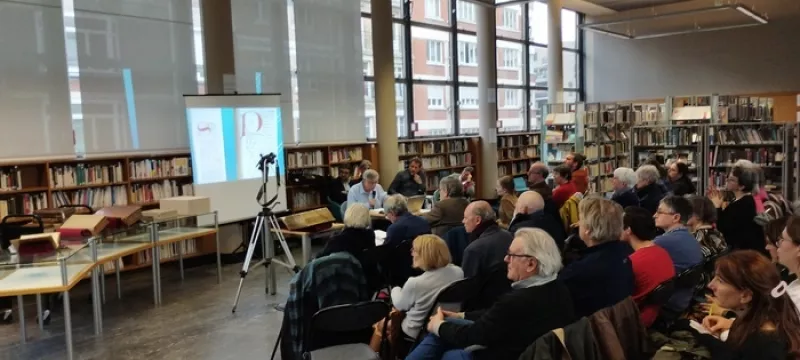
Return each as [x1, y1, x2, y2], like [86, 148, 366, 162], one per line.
[391, 234, 463, 339]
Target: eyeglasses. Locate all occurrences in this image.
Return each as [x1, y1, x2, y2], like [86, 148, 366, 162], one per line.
[655, 210, 676, 216]
[505, 253, 533, 259]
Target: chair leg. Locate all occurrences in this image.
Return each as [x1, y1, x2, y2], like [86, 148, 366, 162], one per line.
[270, 326, 283, 360]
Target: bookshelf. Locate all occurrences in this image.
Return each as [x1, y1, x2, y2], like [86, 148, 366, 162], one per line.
[0, 152, 193, 218]
[496, 132, 541, 178]
[284, 143, 378, 212]
[398, 136, 481, 196]
[543, 104, 578, 167]
[630, 123, 706, 191]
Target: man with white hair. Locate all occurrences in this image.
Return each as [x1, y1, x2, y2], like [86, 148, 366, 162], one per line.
[384, 194, 430, 246]
[611, 167, 640, 209]
[346, 169, 387, 210]
[508, 191, 566, 249]
[635, 165, 666, 215]
[408, 228, 576, 360]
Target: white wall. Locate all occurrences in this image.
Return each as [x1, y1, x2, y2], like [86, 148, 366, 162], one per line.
[585, 18, 800, 102]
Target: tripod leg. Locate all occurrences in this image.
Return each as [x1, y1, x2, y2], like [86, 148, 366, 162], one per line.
[264, 214, 276, 295]
[231, 215, 264, 313]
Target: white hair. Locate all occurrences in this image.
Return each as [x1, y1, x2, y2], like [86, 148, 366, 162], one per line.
[613, 167, 637, 188]
[343, 203, 371, 229]
[384, 194, 408, 215]
[363, 169, 379, 182]
[636, 165, 660, 184]
[514, 228, 563, 277]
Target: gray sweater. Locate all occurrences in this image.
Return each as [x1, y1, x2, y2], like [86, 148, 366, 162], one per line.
[391, 264, 464, 338]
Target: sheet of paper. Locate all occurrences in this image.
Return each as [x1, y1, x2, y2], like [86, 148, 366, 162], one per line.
[374, 230, 387, 246]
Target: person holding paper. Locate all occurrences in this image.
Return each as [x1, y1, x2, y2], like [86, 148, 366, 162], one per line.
[347, 169, 386, 210]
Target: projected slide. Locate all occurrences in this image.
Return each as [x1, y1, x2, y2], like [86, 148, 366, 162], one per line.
[187, 108, 228, 185]
[236, 108, 283, 179]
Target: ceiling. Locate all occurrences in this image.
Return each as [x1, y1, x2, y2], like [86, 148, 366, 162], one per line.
[584, 0, 693, 11]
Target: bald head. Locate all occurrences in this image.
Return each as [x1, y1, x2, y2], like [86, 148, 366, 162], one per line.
[528, 162, 549, 183]
[463, 200, 497, 233]
[516, 191, 545, 214]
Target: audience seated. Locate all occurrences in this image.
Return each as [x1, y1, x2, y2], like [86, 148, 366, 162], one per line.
[565, 152, 589, 194]
[764, 217, 795, 283]
[551, 165, 578, 209]
[509, 191, 566, 249]
[391, 235, 463, 339]
[558, 196, 634, 318]
[388, 157, 427, 197]
[695, 251, 800, 359]
[461, 201, 513, 278]
[774, 215, 800, 310]
[667, 161, 696, 197]
[317, 203, 376, 260]
[653, 196, 704, 314]
[527, 162, 552, 201]
[495, 176, 518, 228]
[347, 169, 386, 210]
[460, 167, 476, 199]
[425, 176, 470, 238]
[281, 251, 372, 359]
[328, 166, 351, 204]
[621, 207, 675, 328]
[709, 164, 765, 252]
[611, 167, 640, 209]
[634, 165, 666, 216]
[406, 228, 576, 360]
[687, 195, 728, 292]
[384, 194, 431, 246]
[349, 160, 372, 186]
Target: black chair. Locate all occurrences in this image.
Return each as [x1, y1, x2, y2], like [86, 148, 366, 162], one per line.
[643, 278, 676, 306]
[413, 276, 482, 344]
[388, 240, 421, 287]
[463, 264, 511, 312]
[304, 300, 391, 360]
[362, 245, 394, 294]
[674, 263, 705, 290]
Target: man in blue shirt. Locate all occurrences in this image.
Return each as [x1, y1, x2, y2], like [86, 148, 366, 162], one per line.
[653, 195, 703, 314]
[347, 169, 387, 210]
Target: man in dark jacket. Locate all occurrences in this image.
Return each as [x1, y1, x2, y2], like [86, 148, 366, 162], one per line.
[508, 191, 566, 249]
[461, 201, 513, 278]
[384, 194, 431, 246]
[388, 157, 426, 197]
[407, 228, 576, 360]
[610, 167, 640, 209]
[527, 162, 552, 201]
[634, 165, 666, 216]
[328, 166, 351, 204]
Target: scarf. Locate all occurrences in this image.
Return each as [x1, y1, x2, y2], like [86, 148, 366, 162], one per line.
[468, 221, 495, 243]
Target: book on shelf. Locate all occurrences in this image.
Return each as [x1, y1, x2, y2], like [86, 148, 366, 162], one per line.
[291, 189, 321, 209]
[448, 139, 468, 152]
[399, 141, 446, 155]
[134, 239, 199, 264]
[498, 161, 530, 177]
[710, 148, 784, 168]
[712, 127, 784, 145]
[130, 157, 191, 179]
[329, 147, 363, 164]
[498, 134, 539, 148]
[632, 127, 701, 146]
[50, 162, 124, 188]
[717, 96, 773, 123]
[497, 147, 538, 161]
[0, 193, 47, 218]
[100, 259, 124, 273]
[131, 180, 194, 204]
[287, 150, 325, 168]
[397, 153, 473, 171]
[0, 167, 23, 191]
[53, 185, 128, 209]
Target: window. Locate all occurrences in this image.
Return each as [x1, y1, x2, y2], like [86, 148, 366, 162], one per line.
[499, 89, 524, 132]
[425, 0, 441, 19]
[528, 45, 547, 87]
[393, 23, 405, 78]
[530, 90, 548, 130]
[502, 48, 519, 68]
[426, 40, 444, 64]
[365, 81, 375, 100]
[363, 60, 373, 76]
[459, 87, 479, 109]
[563, 50, 579, 89]
[458, 86, 479, 135]
[396, 83, 405, 101]
[456, 0, 475, 23]
[457, 41, 477, 65]
[502, 8, 518, 30]
[504, 89, 520, 108]
[529, 4, 580, 47]
[427, 86, 445, 108]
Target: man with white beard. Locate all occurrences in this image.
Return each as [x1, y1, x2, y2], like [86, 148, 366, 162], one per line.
[508, 191, 566, 249]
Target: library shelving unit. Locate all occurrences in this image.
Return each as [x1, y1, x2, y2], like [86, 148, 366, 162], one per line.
[496, 132, 541, 178]
[397, 136, 481, 196]
[0, 152, 193, 219]
[284, 143, 378, 212]
[543, 103, 579, 167]
[630, 123, 706, 191]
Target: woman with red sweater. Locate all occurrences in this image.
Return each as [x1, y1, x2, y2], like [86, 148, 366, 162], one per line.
[552, 165, 577, 208]
[622, 206, 675, 327]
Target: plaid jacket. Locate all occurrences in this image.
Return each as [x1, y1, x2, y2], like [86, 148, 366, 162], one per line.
[283, 252, 370, 359]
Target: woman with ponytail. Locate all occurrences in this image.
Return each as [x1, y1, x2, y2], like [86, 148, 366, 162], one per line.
[699, 250, 800, 359]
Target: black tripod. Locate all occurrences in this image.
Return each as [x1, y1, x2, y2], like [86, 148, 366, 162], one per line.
[231, 153, 300, 313]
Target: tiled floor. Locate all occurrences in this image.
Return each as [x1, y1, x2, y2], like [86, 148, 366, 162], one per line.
[0, 252, 305, 360]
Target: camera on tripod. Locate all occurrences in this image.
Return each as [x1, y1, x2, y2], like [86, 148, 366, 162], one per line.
[257, 153, 277, 172]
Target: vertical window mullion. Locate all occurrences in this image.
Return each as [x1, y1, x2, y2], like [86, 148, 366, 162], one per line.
[450, 0, 459, 136]
[523, 2, 531, 132]
[403, 0, 414, 138]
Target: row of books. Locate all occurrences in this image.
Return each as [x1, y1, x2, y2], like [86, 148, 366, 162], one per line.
[396, 154, 473, 170]
[330, 147, 363, 164]
[290, 190, 321, 209]
[0, 193, 47, 218]
[585, 144, 615, 159]
[287, 150, 325, 168]
[632, 128, 702, 146]
[710, 148, 785, 168]
[133, 239, 200, 264]
[131, 181, 194, 204]
[425, 169, 469, 191]
[711, 127, 783, 145]
[52, 185, 128, 208]
[0, 167, 23, 191]
[717, 96, 773, 123]
[399, 142, 446, 156]
[130, 157, 191, 179]
[498, 134, 539, 148]
[50, 162, 125, 188]
[498, 161, 530, 177]
[498, 147, 538, 161]
[100, 259, 124, 273]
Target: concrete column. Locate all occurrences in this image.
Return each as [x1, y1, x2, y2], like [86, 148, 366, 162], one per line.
[371, 0, 399, 188]
[547, 0, 564, 105]
[477, 5, 498, 199]
[201, 0, 235, 94]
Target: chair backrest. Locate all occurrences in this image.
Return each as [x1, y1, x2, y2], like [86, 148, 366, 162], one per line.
[643, 278, 676, 306]
[327, 197, 344, 222]
[311, 300, 390, 333]
[463, 263, 512, 311]
[429, 277, 481, 314]
[674, 263, 705, 290]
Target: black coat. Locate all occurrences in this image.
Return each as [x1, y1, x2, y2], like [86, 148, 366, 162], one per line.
[670, 176, 696, 197]
[611, 188, 640, 209]
[462, 225, 513, 278]
[438, 280, 576, 360]
[508, 211, 566, 250]
[636, 182, 666, 216]
[558, 241, 635, 318]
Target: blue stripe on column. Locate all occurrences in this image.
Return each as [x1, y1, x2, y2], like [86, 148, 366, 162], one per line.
[255, 72, 262, 94]
[221, 108, 238, 181]
[275, 108, 284, 176]
[122, 68, 140, 149]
